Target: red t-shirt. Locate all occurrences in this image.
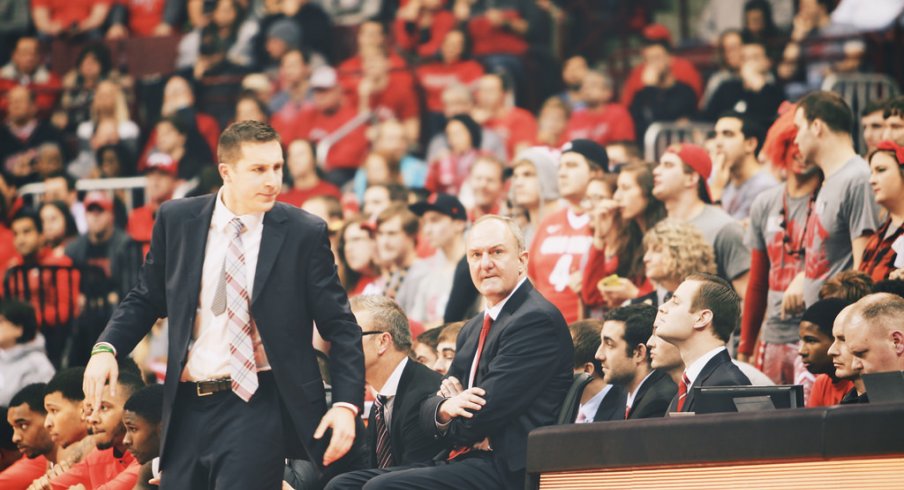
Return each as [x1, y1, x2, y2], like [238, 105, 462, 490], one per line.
[48, 448, 138, 490]
[0, 73, 62, 117]
[277, 181, 342, 207]
[580, 244, 652, 308]
[337, 52, 411, 97]
[271, 99, 308, 145]
[416, 60, 484, 112]
[0, 455, 47, 489]
[484, 107, 537, 159]
[127, 205, 158, 257]
[120, 0, 166, 36]
[32, 0, 113, 28]
[564, 104, 636, 147]
[621, 56, 703, 107]
[293, 103, 369, 171]
[527, 208, 593, 323]
[806, 374, 854, 408]
[6, 247, 78, 327]
[393, 10, 456, 58]
[468, 10, 528, 57]
[353, 82, 420, 122]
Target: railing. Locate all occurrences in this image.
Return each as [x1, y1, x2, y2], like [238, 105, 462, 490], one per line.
[19, 176, 148, 212]
[643, 121, 714, 162]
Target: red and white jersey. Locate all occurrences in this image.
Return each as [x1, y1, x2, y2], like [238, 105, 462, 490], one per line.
[527, 208, 593, 323]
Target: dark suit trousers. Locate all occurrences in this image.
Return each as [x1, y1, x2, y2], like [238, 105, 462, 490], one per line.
[161, 372, 286, 490]
[336, 453, 512, 490]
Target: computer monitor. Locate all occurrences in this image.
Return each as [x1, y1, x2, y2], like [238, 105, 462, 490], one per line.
[693, 385, 805, 414]
[862, 371, 904, 404]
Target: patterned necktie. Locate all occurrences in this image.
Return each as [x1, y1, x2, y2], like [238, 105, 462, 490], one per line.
[373, 394, 394, 469]
[221, 217, 259, 402]
[676, 373, 690, 412]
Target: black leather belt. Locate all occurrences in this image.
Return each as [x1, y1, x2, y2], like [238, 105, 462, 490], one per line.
[189, 378, 232, 397]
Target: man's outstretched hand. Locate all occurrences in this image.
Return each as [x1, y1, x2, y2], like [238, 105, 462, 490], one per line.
[314, 406, 356, 466]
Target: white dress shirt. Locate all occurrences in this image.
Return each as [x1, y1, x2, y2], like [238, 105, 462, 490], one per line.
[468, 277, 528, 388]
[576, 384, 612, 423]
[684, 346, 727, 388]
[375, 357, 408, 431]
[181, 190, 268, 381]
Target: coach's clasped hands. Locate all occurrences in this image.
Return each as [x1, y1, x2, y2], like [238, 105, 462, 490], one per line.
[437, 376, 486, 424]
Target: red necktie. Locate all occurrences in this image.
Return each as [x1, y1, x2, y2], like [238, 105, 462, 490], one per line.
[467, 314, 494, 389]
[676, 373, 690, 412]
[451, 314, 494, 461]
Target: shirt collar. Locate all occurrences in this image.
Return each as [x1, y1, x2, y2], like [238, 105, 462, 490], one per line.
[685, 346, 727, 386]
[212, 189, 265, 234]
[626, 370, 655, 406]
[577, 384, 612, 422]
[377, 357, 408, 398]
[484, 277, 527, 321]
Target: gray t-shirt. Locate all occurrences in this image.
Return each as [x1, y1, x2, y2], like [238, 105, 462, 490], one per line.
[721, 168, 780, 221]
[803, 156, 881, 306]
[689, 205, 751, 281]
[747, 185, 811, 344]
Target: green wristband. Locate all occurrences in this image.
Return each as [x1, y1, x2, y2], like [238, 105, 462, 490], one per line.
[91, 344, 115, 356]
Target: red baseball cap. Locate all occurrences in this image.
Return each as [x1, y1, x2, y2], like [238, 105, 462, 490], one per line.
[144, 152, 179, 177]
[84, 191, 114, 212]
[665, 143, 713, 203]
[643, 23, 673, 44]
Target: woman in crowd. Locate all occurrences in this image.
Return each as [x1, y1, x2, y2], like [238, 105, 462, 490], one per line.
[58, 44, 115, 132]
[636, 219, 716, 307]
[582, 162, 665, 312]
[73, 80, 140, 174]
[39, 201, 79, 257]
[425, 114, 482, 195]
[860, 140, 904, 281]
[177, 0, 258, 69]
[337, 217, 380, 297]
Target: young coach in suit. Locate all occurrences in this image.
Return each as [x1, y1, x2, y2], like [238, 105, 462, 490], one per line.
[83, 121, 365, 489]
[654, 273, 750, 414]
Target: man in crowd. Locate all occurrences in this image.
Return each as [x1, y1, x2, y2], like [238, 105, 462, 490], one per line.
[709, 112, 777, 220]
[432, 322, 464, 376]
[465, 156, 506, 221]
[528, 140, 605, 323]
[569, 319, 625, 423]
[860, 99, 886, 154]
[128, 154, 179, 248]
[326, 296, 444, 488]
[42, 172, 85, 233]
[564, 70, 635, 146]
[845, 293, 904, 374]
[294, 65, 370, 186]
[0, 85, 65, 187]
[398, 194, 467, 326]
[47, 372, 145, 489]
[122, 384, 164, 489]
[799, 298, 853, 407]
[827, 304, 868, 404]
[426, 84, 506, 163]
[598, 304, 676, 419]
[655, 273, 751, 413]
[653, 143, 750, 297]
[0, 384, 55, 488]
[788, 91, 880, 310]
[703, 41, 783, 127]
[0, 37, 61, 115]
[362, 216, 573, 489]
[375, 204, 421, 300]
[882, 96, 904, 145]
[473, 73, 537, 158]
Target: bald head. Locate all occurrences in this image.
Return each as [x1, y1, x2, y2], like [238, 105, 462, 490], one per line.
[846, 293, 904, 374]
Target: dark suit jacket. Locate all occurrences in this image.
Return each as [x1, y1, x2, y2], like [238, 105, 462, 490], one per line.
[98, 196, 365, 471]
[420, 280, 573, 487]
[627, 369, 676, 419]
[593, 385, 627, 422]
[367, 359, 444, 468]
[668, 350, 750, 413]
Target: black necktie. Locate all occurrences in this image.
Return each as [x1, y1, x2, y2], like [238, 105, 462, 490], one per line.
[374, 394, 394, 469]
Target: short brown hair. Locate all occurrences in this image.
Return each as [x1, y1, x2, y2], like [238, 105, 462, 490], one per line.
[818, 270, 874, 303]
[350, 295, 412, 352]
[686, 272, 740, 343]
[376, 203, 419, 238]
[798, 90, 854, 135]
[218, 120, 281, 164]
[437, 321, 465, 345]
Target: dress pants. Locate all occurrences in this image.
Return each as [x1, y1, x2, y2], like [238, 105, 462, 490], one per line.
[161, 372, 287, 490]
[327, 452, 512, 490]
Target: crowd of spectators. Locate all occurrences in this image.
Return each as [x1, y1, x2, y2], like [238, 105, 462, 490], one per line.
[1, 0, 904, 488]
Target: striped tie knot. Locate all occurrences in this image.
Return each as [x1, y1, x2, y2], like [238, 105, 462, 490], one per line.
[228, 217, 246, 236]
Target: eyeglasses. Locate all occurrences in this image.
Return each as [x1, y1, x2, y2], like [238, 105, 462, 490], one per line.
[361, 331, 387, 337]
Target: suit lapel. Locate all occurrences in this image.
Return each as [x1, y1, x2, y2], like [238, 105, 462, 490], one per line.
[178, 196, 216, 350]
[388, 360, 415, 462]
[252, 205, 287, 305]
[594, 385, 627, 422]
[628, 370, 661, 418]
[472, 281, 533, 386]
[685, 350, 731, 411]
